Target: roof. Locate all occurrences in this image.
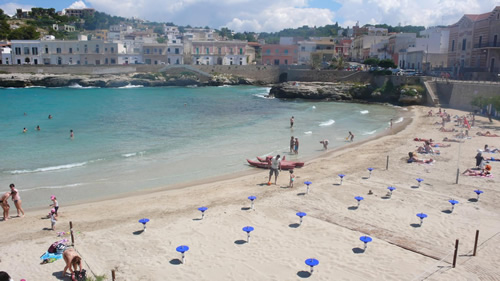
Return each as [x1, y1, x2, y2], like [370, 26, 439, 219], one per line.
[464, 12, 492, 22]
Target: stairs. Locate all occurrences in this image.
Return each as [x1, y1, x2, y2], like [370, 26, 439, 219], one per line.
[423, 80, 441, 107]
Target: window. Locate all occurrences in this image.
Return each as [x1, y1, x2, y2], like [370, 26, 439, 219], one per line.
[462, 39, 466, 51]
[105, 58, 108, 64]
[239, 48, 243, 55]
[15, 47, 21, 55]
[17, 59, 21, 64]
[32, 47, 38, 55]
[69, 48, 73, 54]
[494, 35, 498, 47]
[168, 58, 171, 64]
[301, 47, 305, 51]
[275, 49, 279, 54]
[45, 46, 49, 54]
[154, 48, 158, 53]
[176, 59, 179, 64]
[24, 47, 29, 55]
[206, 48, 209, 54]
[175, 48, 179, 54]
[284, 49, 289, 54]
[285, 59, 288, 65]
[111, 59, 116, 64]
[196, 48, 199, 54]
[84, 45, 88, 53]
[159, 49, 162, 55]
[479, 36, 482, 48]
[111, 47, 114, 53]
[56, 48, 61, 54]
[266, 49, 270, 54]
[218, 47, 221, 54]
[168, 48, 171, 52]
[229, 48, 233, 54]
[96, 45, 100, 53]
[451, 40, 455, 51]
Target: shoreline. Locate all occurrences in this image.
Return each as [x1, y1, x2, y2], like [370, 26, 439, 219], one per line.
[23, 107, 411, 213]
[2, 105, 500, 280]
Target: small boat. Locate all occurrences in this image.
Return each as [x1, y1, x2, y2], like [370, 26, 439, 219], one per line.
[247, 159, 297, 170]
[256, 156, 305, 167]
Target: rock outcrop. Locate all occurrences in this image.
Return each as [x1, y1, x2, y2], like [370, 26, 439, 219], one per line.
[269, 82, 357, 100]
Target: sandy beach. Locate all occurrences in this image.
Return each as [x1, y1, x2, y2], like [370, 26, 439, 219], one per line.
[1, 105, 500, 281]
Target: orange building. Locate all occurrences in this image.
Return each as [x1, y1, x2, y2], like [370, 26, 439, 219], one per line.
[261, 44, 298, 65]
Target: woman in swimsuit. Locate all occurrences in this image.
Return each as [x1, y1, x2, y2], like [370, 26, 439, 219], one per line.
[63, 248, 83, 280]
[9, 184, 24, 217]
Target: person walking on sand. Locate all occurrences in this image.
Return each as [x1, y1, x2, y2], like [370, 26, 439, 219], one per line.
[289, 136, 295, 153]
[289, 170, 295, 188]
[267, 154, 281, 185]
[63, 248, 83, 280]
[50, 195, 59, 217]
[347, 131, 354, 142]
[294, 138, 299, 154]
[290, 116, 294, 128]
[9, 184, 24, 217]
[50, 208, 57, 230]
[1, 192, 11, 221]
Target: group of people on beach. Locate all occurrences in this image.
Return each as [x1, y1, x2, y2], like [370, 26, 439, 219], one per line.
[21, 113, 74, 139]
[1, 184, 25, 221]
[289, 136, 299, 154]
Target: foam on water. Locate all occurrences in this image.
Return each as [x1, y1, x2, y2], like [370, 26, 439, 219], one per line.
[119, 84, 143, 89]
[394, 117, 404, 123]
[362, 130, 377, 135]
[319, 119, 335, 126]
[9, 162, 88, 174]
[69, 83, 97, 89]
[304, 131, 313, 135]
[360, 110, 369, 114]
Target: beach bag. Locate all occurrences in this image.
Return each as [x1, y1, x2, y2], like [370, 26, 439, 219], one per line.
[55, 243, 67, 254]
[74, 270, 86, 281]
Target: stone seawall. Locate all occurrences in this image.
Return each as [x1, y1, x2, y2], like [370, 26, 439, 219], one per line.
[431, 80, 500, 110]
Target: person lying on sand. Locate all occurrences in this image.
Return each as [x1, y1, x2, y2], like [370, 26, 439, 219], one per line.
[442, 137, 463, 143]
[417, 141, 439, 154]
[462, 165, 491, 176]
[484, 145, 499, 153]
[439, 127, 457, 132]
[408, 152, 433, 164]
[476, 131, 500, 137]
[486, 157, 500, 162]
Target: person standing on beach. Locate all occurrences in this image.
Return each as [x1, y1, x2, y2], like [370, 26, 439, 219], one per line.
[9, 184, 24, 217]
[50, 209, 57, 230]
[320, 139, 329, 150]
[50, 196, 59, 217]
[294, 138, 299, 154]
[347, 131, 354, 142]
[1, 192, 11, 221]
[390, 119, 393, 129]
[290, 116, 294, 128]
[290, 136, 295, 153]
[268, 155, 281, 185]
[289, 170, 295, 188]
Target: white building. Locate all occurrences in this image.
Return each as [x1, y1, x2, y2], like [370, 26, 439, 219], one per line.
[191, 40, 247, 65]
[1, 46, 12, 65]
[10, 40, 41, 65]
[405, 27, 450, 71]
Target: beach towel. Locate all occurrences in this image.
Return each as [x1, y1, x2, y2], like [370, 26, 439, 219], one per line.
[40, 251, 63, 263]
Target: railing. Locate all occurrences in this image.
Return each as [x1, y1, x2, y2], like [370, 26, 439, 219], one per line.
[474, 42, 500, 48]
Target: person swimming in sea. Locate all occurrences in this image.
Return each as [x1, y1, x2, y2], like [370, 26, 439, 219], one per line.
[70, 130, 74, 139]
[23, 128, 27, 133]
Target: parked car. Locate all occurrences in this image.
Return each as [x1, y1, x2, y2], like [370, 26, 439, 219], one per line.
[397, 69, 416, 76]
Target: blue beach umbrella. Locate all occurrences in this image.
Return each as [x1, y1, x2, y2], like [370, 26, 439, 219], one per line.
[416, 178, 424, 187]
[387, 186, 396, 198]
[474, 190, 483, 201]
[416, 213, 427, 225]
[305, 258, 319, 274]
[338, 174, 345, 185]
[354, 196, 364, 207]
[248, 196, 256, 210]
[449, 199, 459, 212]
[242, 226, 254, 243]
[176, 245, 189, 264]
[296, 212, 307, 225]
[360, 236, 373, 250]
[138, 218, 150, 231]
[304, 181, 312, 194]
[367, 168, 374, 178]
[198, 206, 208, 219]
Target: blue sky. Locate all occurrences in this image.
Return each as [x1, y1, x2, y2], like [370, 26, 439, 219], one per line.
[1, 0, 499, 32]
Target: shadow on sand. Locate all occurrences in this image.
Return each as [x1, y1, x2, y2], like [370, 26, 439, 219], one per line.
[289, 223, 300, 228]
[169, 259, 182, 265]
[234, 240, 247, 245]
[133, 230, 144, 235]
[297, 271, 312, 278]
[410, 223, 422, 228]
[347, 206, 358, 210]
[352, 247, 365, 254]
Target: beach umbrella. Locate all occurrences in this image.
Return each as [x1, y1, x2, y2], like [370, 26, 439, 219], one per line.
[305, 258, 319, 274]
[296, 212, 307, 225]
[416, 178, 424, 188]
[387, 186, 396, 198]
[138, 218, 150, 231]
[338, 174, 345, 185]
[416, 213, 427, 226]
[360, 236, 373, 250]
[367, 168, 374, 178]
[449, 199, 459, 213]
[304, 181, 312, 194]
[354, 196, 364, 207]
[242, 226, 254, 243]
[198, 207, 208, 219]
[474, 190, 484, 201]
[176, 245, 189, 264]
[248, 196, 256, 210]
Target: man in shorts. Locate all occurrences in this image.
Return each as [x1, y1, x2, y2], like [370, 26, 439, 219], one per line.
[268, 155, 281, 185]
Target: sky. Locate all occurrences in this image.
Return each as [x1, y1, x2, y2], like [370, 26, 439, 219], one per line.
[1, 0, 500, 32]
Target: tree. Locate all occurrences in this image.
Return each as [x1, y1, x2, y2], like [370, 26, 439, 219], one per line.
[233, 32, 246, 40]
[218, 27, 232, 39]
[363, 58, 379, 66]
[153, 26, 164, 35]
[8, 25, 40, 40]
[378, 59, 396, 68]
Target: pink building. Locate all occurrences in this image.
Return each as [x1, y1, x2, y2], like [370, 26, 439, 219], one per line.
[261, 44, 298, 65]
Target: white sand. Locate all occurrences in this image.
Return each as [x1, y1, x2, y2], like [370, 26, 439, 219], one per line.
[1, 106, 500, 281]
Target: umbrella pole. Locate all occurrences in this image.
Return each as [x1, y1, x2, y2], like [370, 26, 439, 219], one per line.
[182, 253, 185, 264]
[247, 232, 251, 243]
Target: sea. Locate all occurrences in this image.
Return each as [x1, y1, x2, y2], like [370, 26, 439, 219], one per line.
[0, 85, 402, 208]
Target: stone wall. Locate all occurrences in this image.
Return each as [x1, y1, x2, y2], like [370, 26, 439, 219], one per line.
[284, 69, 373, 83]
[0, 65, 139, 75]
[194, 65, 280, 83]
[433, 81, 500, 110]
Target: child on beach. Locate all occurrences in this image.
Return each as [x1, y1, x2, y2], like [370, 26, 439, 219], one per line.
[294, 138, 299, 154]
[289, 170, 295, 188]
[320, 139, 329, 150]
[50, 196, 59, 217]
[50, 209, 57, 230]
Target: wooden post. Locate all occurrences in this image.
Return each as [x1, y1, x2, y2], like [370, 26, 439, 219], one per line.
[386, 155, 389, 170]
[111, 269, 116, 281]
[452, 239, 459, 268]
[473, 230, 479, 256]
[455, 168, 459, 184]
[69, 221, 75, 246]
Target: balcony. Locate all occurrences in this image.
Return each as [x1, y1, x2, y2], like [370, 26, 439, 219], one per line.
[474, 42, 500, 48]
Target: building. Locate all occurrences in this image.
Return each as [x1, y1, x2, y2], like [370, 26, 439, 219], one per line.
[52, 24, 76, 32]
[10, 40, 41, 65]
[142, 43, 167, 65]
[261, 44, 298, 65]
[350, 35, 389, 62]
[405, 27, 450, 71]
[298, 41, 316, 65]
[448, 6, 500, 76]
[387, 33, 416, 68]
[191, 40, 248, 65]
[311, 38, 337, 65]
[63, 8, 95, 18]
[1, 46, 12, 65]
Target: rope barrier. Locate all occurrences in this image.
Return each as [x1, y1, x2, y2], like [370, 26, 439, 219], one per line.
[411, 250, 455, 281]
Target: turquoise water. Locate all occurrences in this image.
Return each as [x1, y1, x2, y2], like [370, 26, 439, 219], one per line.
[0, 85, 400, 208]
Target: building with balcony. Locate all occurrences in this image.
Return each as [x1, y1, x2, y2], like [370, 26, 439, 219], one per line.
[1, 46, 12, 65]
[311, 38, 337, 64]
[261, 44, 298, 65]
[404, 27, 450, 71]
[52, 24, 76, 32]
[63, 8, 95, 18]
[449, 6, 500, 76]
[350, 35, 389, 62]
[142, 43, 167, 65]
[10, 40, 41, 65]
[191, 40, 247, 65]
[298, 41, 316, 65]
